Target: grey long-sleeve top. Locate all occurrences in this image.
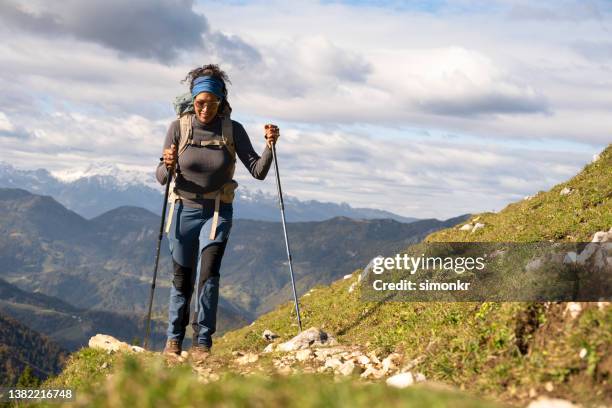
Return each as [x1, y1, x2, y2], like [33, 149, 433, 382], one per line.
[156, 114, 273, 208]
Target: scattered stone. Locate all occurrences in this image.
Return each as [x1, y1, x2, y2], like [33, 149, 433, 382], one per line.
[459, 224, 473, 231]
[565, 302, 582, 319]
[591, 227, 612, 243]
[343, 274, 353, 280]
[356, 355, 371, 366]
[527, 397, 578, 408]
[262, 329, 279, 342]
[528, 388, 538, 399]
[337, 360, 358, 376]
[101, 362, 108, 369]
[348, 282, 358, 293]
[560, 187, 572, 196]
[88, 334, 144, 354]
[263, 343, 276, 353]
[598, 301, 610, 311]
[386, 372, 426, 388]
[235, 352, 259, 365]
[381, 352, 402, 374]
[360, 365, 385, 379]
[324, 358, 343, 371]
[276, 327, 337, 352]
[524, 195, 535, 201]
[295, 349, 313, 362]
[544, 381, 554, 392]
[592, 153, 601, 162]
[367, 351, 381, 365]
[579, 348, 587, 359]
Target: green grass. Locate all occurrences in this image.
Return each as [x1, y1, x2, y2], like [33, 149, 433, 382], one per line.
[38, 145, 611, 407]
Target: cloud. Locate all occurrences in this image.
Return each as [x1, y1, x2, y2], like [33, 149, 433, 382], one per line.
[505, 1, 609, 21]
[571, 40, 612, 62]
[0, 0, 261, 65]
[231, 122, 596, 218]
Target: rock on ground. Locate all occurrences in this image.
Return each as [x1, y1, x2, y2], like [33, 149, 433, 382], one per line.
[276, 327, 338, 352]
[89, 334, 144, 353]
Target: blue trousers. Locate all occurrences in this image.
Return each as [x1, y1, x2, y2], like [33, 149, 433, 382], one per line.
[166, 200, 233, 348]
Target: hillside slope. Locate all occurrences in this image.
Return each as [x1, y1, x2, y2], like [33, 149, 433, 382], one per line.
[213, 144, 612, 406]
[42, 145, 611, 407]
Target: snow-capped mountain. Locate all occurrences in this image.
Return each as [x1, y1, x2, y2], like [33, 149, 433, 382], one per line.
[0, 162, 417, 222]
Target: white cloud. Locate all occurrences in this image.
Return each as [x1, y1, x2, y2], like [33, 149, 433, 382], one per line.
[0, 0, 609, 219]
[0, 112, 14, 132]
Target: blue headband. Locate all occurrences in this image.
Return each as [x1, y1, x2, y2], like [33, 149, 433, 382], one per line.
[191, 76, 225, 101]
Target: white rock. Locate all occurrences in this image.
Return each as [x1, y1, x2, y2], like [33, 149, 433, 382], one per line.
[235, 352, 259, 365]
[343, 274, 353, 280]
[565, 302, 582, 319]
[360, 366, 385, 379]
[324, 358, 343, 370]
[88, 334, 144, 353]
[591, 231, 608, 243]
[527, 397, 578, 408]
[386, 372, 414, 388]
[579, 348, 587, 359]
[337, 360, 357, 376]
[262, 329, 279, 341]
[276, 327, 337, 352]
[356, 355, 371, 366]
[597, 301, 610, 311]
[295, 349, 313, 361]
[560, 187, 572, 196]
[471, 223, 485, 232]
[459, 224, 473, 231]
[263, 343, 276, 353]
[381, 353, 402, 374]
[348, 282, 357, 293]
[524, 195, 535, 201]
[592, 153, 600, 162]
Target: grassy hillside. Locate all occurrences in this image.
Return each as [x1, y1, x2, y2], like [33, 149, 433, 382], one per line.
[40, 145, 611, 407]
[214, 144, 612, 406]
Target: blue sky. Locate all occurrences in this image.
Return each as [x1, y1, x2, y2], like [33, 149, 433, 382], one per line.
[0, 0, 610, 218]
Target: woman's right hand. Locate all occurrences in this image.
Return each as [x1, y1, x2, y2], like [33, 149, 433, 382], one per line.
[163, 144, 177, 169]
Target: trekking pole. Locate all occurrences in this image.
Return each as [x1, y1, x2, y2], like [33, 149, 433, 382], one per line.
[143, 168, 173, 349]
[271, 142, 303, 333]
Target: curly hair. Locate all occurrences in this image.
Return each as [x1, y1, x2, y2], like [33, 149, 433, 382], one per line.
[183, 64, 232, 114]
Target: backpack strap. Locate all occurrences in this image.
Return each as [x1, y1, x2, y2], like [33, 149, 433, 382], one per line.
[164, 114, 192, 235]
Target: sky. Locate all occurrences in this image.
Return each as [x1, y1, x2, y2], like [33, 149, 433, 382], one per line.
[0, 0, 610, 219]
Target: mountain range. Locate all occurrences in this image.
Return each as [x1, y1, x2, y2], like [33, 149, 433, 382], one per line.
[0, 187, 467, 349]
[0, 162, 417, 222]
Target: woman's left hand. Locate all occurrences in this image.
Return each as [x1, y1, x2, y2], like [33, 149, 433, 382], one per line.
[264, 124, 280, 149]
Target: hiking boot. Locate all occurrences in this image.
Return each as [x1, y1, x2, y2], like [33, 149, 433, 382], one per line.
[163, 339, 182, 356]
[189, 345, 211, 363]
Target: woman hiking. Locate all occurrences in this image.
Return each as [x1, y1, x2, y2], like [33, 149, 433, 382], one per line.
[156, 64, 280, 362]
